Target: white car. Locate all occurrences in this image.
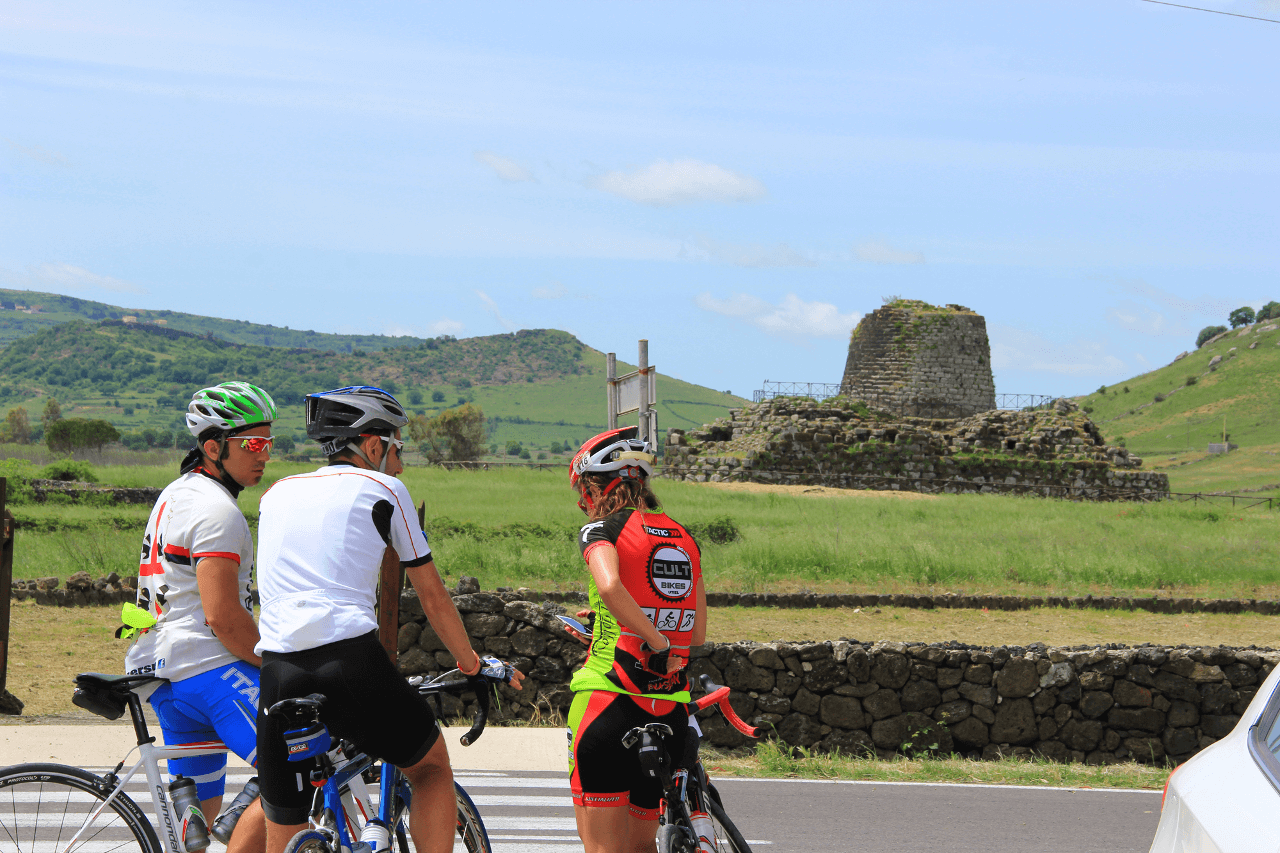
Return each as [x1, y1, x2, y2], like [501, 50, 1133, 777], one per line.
[1149, 660, 1280, 852]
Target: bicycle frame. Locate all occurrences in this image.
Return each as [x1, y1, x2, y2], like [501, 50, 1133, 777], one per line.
[65, 690, 234, 853]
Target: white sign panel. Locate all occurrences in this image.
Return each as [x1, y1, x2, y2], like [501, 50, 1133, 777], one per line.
[615, 369, 656, 415]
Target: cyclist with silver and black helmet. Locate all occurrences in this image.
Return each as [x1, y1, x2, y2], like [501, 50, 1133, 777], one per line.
[253, 386, 523, 853]
[123, 381, 277, 853]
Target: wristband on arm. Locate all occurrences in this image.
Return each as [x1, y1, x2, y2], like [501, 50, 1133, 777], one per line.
[458, 655, 482, 676]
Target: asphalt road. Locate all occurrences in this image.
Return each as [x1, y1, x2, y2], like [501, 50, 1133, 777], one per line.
[711, 777, 1163, 853]
[443, 770, 1162, 852]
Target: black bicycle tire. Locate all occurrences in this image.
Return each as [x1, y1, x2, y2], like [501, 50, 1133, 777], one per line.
[0, 762, 164, 853]
[453, 783, 491, 853]
[282, 828, 337, 853]
[705, 784, 752, 853]
[657, 822, 688, 853]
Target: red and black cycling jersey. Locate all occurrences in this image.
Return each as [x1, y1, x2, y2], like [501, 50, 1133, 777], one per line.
[572, 508, 702, 699]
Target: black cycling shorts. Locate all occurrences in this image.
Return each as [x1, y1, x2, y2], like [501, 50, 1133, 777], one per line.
[568, 690, 688, 817]
[256, 631, 440, 824]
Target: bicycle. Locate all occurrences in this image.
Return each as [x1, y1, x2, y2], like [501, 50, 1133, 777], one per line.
[0, 671, 250, 853]
[0, 662, 509, 853]
[627, 673, 761, 853]
[555, 616, 758, 853]
[268, 657, 517, 853]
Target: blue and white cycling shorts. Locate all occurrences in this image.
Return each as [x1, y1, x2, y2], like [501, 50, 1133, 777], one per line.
[149, 661, 260, 800]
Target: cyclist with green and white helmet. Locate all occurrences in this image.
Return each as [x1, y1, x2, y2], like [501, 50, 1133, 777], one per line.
[123, 381, 277, 853]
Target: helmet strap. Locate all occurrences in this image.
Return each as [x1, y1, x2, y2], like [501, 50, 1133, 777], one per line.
[344, 436, 392, 473]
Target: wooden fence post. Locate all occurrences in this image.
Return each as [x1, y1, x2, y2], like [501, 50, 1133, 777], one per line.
[0, 479, 12, 699]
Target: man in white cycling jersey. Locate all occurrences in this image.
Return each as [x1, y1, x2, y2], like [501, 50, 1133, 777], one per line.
[124, 381, 276, 853]
[254, 385, 523, 853]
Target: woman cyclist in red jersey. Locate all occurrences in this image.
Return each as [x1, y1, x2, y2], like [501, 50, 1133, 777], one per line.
[566, 426, 708, 853]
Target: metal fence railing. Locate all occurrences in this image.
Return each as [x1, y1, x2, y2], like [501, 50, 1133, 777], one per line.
[751, 382, 1054, 416]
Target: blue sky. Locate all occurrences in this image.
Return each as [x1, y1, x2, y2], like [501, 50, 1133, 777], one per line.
[2, 1, 1278, 400]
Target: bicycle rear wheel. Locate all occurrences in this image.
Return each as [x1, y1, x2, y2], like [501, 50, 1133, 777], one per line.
[0, 763, 163, 853]
[706, 784, 752, 853]
[282, 829, 337, 853]
[453, 784, 490, 853]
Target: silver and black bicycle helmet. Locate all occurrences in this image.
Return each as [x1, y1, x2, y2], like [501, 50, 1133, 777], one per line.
[305, 385, 409, 461]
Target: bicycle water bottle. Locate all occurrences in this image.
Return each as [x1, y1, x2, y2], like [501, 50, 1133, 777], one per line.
[168, 776, 211, 851]
[210, 777, 260, 843]
[689, 811, 717, 853]
[359, 820, 391, 851]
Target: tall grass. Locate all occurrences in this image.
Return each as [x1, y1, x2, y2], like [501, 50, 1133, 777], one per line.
[8, 464, 1279, 598]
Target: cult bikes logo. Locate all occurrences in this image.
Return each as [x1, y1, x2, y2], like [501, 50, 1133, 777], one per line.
[647, 545, 693, 603]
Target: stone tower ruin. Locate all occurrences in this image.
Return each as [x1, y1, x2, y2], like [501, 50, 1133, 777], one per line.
[841, 300, 996, 418]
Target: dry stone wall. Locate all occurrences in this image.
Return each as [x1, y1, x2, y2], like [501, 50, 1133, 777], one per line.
[661, 397, 1169, 500]
[387, 580, 1267, 766]
[9, 576, 1267, 765]
[842, 302, 995, 418]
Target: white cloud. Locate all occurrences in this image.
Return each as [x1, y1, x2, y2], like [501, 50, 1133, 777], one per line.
[5, 139, 70, 167]
[684, 234, 814, 268]
[427, 318, 464, 336]
[854, 239, 925, 265]
[473, 151, 533, 182]
[3, 262, 146, 295]
[989, 325, 1127, 377]
[695, 292, 859, 338]
[1106, 301, 1175, 337]
[532, 283, 566, 299]
[475, 289, 517, 331]
[590, 159, 766, 206]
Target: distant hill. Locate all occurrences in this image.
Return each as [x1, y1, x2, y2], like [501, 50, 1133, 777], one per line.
[1074, 322, 1280, 494]
[0, 288, 427, 352]
[0, 320, 746, 453]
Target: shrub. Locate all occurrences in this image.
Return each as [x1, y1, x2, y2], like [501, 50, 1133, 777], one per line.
[518, 447, 531, 460]
[38, 460, 98, 482]
[1197, 325, 1228, 348]
[1096, 385, 1107, 395]
[1153, 393, 1165, 403]
[1258, 300, 1280, 322]
[505, 441, 522, 456]
[432, 390, 445, 403]
[274, 434, 296, 454]
[1122, 386, 1130, 394]
[123, 406, 134, 416]
[1185, 376, 1197, 386]
[688, 515, 741, 545]
[408, 390, 424, 406]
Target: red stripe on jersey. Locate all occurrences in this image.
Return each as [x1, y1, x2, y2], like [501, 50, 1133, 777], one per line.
[194, 551, 241, 564]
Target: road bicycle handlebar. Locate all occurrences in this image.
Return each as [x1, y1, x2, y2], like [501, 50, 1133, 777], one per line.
[695, 674, 763, 739]
[410, 656, 516, 747]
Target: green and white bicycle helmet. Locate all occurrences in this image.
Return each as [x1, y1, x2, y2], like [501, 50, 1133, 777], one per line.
[185, 382, 277, 439]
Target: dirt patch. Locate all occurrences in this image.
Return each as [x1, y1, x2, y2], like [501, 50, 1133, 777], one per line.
[695, 481, 939, 500]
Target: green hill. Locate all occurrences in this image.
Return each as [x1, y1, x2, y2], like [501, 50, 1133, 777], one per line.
[0, 288, 427, 352]
[0, 320, 745, 454]
[1074, 322, 1280, 496]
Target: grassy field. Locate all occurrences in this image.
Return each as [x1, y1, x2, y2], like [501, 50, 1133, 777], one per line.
[1075, 322, 1280, 498]
[7, 464, 1280, 602]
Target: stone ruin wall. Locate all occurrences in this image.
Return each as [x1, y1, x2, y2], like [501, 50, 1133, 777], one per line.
[661, 397, 1169, 501]
[842, 303, 996, 418]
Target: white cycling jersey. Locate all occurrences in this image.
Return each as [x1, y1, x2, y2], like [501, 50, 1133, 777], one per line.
[125, 471, 255, 681]
[255, 463, 431, 655]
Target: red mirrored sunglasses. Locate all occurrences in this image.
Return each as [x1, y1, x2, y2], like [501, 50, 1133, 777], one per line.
[229, 435, 274, 453]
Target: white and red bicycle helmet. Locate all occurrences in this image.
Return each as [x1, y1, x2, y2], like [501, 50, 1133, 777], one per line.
[569, 426, 656, 491]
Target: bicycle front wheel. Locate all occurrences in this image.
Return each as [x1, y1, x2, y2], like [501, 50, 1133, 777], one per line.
[453, 784, 490, 853]
[0, 763, 163, 853]
[706, 784, 752, 853]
